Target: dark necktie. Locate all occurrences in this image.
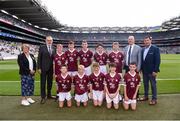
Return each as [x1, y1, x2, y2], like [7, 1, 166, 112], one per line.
[48, 46, 52, 55]
[128, 45, 132, 65]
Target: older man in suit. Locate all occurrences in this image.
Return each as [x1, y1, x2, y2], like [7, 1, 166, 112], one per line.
[124, 36, 142, 73]
[37, 36, 56, 104]
[141, 36, 161, 105]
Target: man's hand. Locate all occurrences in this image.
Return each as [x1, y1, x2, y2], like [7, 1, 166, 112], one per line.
[30, 70, 35, 75]
[152, 72, 157, 77]
[53, 74, 57, 78]
[38, 69, 41, 74]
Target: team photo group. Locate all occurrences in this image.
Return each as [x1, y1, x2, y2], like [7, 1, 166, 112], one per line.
[17, 35, 161, 111]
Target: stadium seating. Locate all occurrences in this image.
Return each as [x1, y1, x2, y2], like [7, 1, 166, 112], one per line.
[1, 10, 180, 59]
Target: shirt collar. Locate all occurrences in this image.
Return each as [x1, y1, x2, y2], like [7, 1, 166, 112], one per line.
[94, 71, 101, 77]
[82, 49, 89, 53]
[128, 71, 136, 77]
[145, 44, 151, 49]
[68, 49, 75, 53]
[78, 73, 85, 79]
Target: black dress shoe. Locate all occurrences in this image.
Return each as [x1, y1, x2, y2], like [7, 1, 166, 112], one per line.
[47, 96, 56, 99]
[40, 98, 46, 104]
[54, 96, 59, 102]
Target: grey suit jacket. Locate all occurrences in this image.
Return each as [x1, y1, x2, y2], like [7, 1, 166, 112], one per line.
[124, 44, 142, 71]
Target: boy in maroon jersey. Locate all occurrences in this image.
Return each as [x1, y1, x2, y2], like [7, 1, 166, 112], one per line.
[56, 64, 72, 108]
[104, 63, 122, 109]
[94, 43, 108, 74]
[73, 65, 89, 107]
[53, 44, 67, 101]
[79, 40, 93, 76]
[65, 41, 79, 77]
[109, 42, 124, 76]
[123, 62, 141, 111]
[53, 44, 67, 77]
[89, 62, 105, 107]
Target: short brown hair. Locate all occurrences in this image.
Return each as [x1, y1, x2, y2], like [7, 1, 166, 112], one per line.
[144, 35, 152, 40]
[109, 63, 116, 68]
[82, 40, 87, 43]
[96, 43, 103, 48]
[61, 64, 67, 68]
[68, 40, 74, 45]
[129, 62, 137, 66]
[92, 62, 100, 68]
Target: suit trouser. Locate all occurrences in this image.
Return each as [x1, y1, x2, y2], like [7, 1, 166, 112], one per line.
[143, 73, 157, 100]
[40, 67, 53, 98]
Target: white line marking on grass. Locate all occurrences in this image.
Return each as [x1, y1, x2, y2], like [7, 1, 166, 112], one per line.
[157, 78, 180, 80]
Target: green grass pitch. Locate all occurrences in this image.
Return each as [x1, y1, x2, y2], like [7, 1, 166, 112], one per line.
[0, 54, 180, 120]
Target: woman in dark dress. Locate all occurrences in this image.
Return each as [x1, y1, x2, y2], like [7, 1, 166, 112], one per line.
[17, 44, 36, 106]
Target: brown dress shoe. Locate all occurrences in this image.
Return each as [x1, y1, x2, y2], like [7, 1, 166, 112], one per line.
[139, 97, 149, 101]
[149, 100, 157, 105]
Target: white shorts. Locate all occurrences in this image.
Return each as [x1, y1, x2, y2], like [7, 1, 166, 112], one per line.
[58, 92, 72, 102]
[68, 71, 77, 77]
[84, 65, 92, 76]
[106, 93, 120, 104]
[92, 90, 104, 102]
[100, 65, 107, 75]
[123, 99, 137, 104]
[75, 93, 88, 102]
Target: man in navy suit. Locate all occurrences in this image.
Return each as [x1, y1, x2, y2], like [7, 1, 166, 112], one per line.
[37, 36, 56, 104]
[141, 36, 161, 105]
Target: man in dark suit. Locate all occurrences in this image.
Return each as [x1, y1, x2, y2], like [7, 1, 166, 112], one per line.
[37, 36, 56, 104]
[141, 36, 161, 105]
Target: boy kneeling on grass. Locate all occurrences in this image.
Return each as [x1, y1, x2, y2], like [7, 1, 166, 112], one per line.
[123, 62, 141, 111]
[73, 65, 89, 107]
[104, 63, 122, 110]
[56, 64, 72, 108]
[89, 62, 105, 107]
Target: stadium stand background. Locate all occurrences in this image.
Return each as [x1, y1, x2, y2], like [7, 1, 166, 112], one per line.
[0, 0, 180, 60]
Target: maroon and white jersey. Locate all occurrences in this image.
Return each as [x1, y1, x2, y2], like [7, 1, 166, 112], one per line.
[104, 73, 121, 94]
[89, 72, 105, 91]
[65, 49, 79, 71]
[53, 53, 67, 75]
[94, 52, 108, 66]
[109, 51, 124, 73]
[124, 72, 141, 99]
[56, 74, 72, 92]
[73, 74, 89, 95]
[79, 49, 93, 67]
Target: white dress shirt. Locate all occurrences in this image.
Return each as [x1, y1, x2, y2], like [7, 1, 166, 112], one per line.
[126, 44, 134, 65]
[143, 45, 151, 61]
[26, 54, 33, 71]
